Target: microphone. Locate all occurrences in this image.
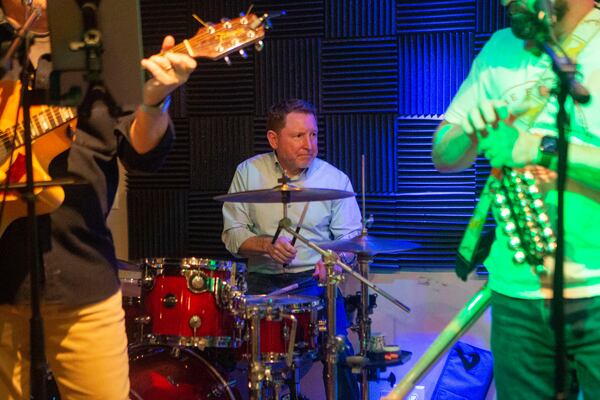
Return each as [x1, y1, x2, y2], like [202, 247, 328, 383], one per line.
[530, 0, 556, 29]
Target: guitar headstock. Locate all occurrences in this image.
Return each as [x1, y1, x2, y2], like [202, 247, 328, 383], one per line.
[169, 13, 267, 63]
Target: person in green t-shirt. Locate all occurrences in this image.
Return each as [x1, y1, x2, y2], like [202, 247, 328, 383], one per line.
[433, 0, 600, 398]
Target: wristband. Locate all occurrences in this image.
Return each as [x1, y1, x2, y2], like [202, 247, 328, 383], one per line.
[139, 95, 171, 116]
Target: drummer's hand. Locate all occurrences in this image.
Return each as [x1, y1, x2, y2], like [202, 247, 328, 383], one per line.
[313, 260, 342, 284]
[267, 237, 297, 265]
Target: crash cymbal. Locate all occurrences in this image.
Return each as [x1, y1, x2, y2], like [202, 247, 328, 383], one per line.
[317, 234, 420, 255]
[214, 184, 355, 203]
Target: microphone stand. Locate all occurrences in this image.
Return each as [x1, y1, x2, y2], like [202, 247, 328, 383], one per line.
[537, 37, 591, 400]
[13, 22, 49, 400]
[55, 0, 121, 117]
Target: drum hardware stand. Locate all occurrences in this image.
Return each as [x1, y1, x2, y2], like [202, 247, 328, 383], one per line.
[357, 252, 372, 399]
[249, 311, 266, 400]
[276, 218, 411, 400]
[284, 359, 303, 400]
[281, 313, 298, 368]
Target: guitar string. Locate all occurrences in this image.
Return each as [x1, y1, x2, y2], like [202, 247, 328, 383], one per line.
[1, 107, 74, 148]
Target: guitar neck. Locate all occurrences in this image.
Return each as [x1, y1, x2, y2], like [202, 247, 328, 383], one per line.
[161, 13, 265, 61]
[8, 106, 77, 147]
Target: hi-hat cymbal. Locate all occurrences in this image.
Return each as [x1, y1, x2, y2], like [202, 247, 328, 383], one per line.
[318, 234, 420, 255]
[214, 184, 355, 203]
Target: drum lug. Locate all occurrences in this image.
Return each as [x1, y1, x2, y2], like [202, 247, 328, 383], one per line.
[133, 315, 151, 343]
[189, 315, 202, 331]
[317, 319, 327, 333]
[186, 271, 209, 294]
[141, 267, 155, 290]
[162, 294, 178, 308]
[170, 346, 182, 358]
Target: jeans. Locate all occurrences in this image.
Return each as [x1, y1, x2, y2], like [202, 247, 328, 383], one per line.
[491, 291, 600, 400]
[247, 271, 359, 400]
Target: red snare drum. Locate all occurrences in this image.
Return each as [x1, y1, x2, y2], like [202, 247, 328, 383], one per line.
[129, 344, 241, 400]
[240, 294, 322, 364]
[142, 257, 246, 348]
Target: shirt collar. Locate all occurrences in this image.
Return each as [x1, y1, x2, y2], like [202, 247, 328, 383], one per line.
[271, 151, 313, 181]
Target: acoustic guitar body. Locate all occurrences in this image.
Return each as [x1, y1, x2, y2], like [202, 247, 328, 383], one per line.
[0, 80, 77, 236]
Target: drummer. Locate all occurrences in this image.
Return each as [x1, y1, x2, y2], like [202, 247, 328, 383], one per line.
[222, 98, 362, 398]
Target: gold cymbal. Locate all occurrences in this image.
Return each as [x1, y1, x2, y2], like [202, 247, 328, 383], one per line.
[214, 184, 355, 203]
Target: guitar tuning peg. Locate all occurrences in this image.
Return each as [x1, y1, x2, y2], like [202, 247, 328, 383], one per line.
[224, 56, 232, 66]
[254, 40, 264, 52]
[239, 49, 248, 59]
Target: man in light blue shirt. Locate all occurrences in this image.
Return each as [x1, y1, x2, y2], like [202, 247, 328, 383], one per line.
[222, 98, 362, 398]
[222, 98, 362, 283]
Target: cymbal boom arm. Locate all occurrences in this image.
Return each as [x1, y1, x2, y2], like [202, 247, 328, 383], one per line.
[278, 218, 410, 313]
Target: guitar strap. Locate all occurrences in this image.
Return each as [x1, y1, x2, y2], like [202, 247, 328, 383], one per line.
[455, 8, 600, 280]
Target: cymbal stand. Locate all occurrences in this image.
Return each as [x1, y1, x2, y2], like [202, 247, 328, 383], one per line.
[324, 250, 341, 400]
[276, 218, 411, 399]
[357, 154, 370, 400]
[357, 252, 371, 400]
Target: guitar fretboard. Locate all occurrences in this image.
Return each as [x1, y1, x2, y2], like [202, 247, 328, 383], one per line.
[0, 106, 76, 149]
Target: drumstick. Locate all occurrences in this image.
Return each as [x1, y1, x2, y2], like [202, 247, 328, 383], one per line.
[282, 202, 310, 268]
[267, 277, 315, 296]
[290, 202, 310, 246]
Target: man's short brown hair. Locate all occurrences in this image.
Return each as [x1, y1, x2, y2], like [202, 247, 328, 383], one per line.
[266, 99, 317, 133]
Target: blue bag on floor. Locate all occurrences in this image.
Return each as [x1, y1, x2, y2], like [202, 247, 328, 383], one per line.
[431, 341, 494, 400]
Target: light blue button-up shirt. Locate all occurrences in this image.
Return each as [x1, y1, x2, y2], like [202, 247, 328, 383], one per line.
[222, 152, 362, 274]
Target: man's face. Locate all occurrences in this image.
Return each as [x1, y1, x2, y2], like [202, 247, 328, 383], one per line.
[267, 111, 318, 176]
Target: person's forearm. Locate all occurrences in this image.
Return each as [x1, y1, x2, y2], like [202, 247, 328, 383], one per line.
[432, 122, 478, 173]
[238, 235, 272, 257]
[129, 107, 170, 154]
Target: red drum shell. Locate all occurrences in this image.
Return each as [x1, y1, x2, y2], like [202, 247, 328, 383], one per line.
[241, 294, 322, 363]
[129, 345, 240, 400]
[142, 258, 246, 348]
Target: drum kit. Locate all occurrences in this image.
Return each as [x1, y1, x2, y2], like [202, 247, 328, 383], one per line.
[121, 169, 419, 400]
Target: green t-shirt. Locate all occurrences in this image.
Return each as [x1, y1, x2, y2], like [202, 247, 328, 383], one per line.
[445, 25, 600, 299]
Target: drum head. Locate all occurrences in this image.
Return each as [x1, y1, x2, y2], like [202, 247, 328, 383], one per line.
[128, 345, 239, 400]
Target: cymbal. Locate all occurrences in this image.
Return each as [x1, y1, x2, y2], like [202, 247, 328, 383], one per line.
[317, 234, 420, 255]
[214, 184, 355, 203]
